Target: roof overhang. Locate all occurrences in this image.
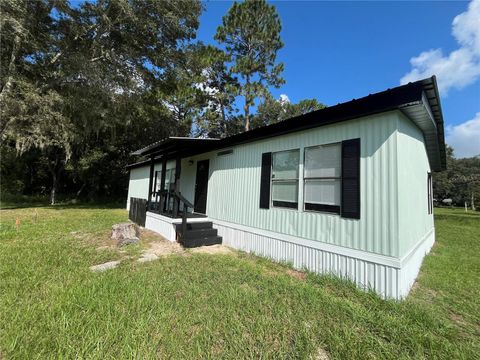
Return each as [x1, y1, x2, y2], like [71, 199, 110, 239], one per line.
[131, 137, 219, 158]
[398, 76, 446, 171]
[128, 76, 446, 172]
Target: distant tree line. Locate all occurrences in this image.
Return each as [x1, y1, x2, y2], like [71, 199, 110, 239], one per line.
[1, 0, 324, 204]
[433, 146, 480, 210]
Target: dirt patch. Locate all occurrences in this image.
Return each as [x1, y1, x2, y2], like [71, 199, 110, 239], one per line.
[311, 347, 330, 360]
[450, 312, 469, 327]
[286, 268, 307, 281]
[72, 229, 117, 248]
[80, 226, 236, 267]
[239, 282, 258, 294]
[138, 228, 168, 245]
[189, 244, 234, 255]
[143, 240, 184, 257]
[261, 266, 308, 281]
[410, 282, 442, 302]
[262, 269, 281, 278]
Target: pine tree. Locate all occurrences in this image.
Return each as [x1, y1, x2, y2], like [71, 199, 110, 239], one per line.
[215, 0, 284, 131]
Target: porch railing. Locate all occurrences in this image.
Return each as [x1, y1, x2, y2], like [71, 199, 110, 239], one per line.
[148, 190, 194, 241]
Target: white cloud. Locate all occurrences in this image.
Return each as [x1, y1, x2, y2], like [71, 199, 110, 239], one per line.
[279, 94, 290, 105]
[446, 112, 480, 158]
[400, 0, 480, 94]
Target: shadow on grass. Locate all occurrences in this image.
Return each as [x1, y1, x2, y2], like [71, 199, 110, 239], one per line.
[0, 195, 125, 211]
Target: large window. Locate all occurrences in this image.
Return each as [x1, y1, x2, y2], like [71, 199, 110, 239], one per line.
[304, 143, 341, 214]
[271, 149, 300, 209]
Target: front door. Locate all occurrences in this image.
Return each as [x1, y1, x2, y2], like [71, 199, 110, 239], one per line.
[194, 159, 209, 214]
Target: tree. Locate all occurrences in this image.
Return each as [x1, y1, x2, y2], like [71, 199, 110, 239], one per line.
[0, 0, 56, 135]
[433, 146, 480, 210]
[215, 0, 284, 132]
[252, 93, 325, 129]
[1, 0, 203, 204]
[192, 45, 238, 138]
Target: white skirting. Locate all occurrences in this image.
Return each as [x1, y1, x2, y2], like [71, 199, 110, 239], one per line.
[144, 212, 210, 242]
[212, 218, 435, 300]
[145, 212, 178, 241]
[398, 228, 435, 297]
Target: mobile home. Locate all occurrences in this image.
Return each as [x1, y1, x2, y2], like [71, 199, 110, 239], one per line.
[126, 76, 446, 299]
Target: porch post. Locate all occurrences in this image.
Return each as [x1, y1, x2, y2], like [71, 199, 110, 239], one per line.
[172, 156, 181, 217]
[159, 157, 167, 213]
[147, 156, 155, 210]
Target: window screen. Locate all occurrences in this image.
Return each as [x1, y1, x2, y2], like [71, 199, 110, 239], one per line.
[304, 143, 341, 213]
[271, 149, 299, 209]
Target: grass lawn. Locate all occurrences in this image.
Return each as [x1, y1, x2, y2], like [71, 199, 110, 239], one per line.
[0, 205, 479, 359]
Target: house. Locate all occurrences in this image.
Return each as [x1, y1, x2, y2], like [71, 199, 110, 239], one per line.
[126, 76, 446, 299]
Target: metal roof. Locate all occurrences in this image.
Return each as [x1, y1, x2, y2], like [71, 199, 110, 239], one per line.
[128, 76, 446, 171]
[131, 137, 219, 157]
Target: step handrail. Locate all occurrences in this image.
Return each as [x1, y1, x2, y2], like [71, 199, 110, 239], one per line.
[172, 190, 194, 243]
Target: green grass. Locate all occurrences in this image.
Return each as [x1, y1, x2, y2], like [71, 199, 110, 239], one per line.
[0, 206, 478, 359]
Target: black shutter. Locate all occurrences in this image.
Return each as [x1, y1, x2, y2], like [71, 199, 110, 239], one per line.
[260, 152, 272, 209]
[341, 138, 361, 219]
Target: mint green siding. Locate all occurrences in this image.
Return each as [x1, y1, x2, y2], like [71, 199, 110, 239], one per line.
[397, 113, 434, 257]
[181, 112, 402, 257]
[127, 161, 175, 201]
[127, 166, 150, 200]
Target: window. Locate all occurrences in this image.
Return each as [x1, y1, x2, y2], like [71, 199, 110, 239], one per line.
[164, 168, 175, 191]
[271, 149, 299, 209]
[304, 143, 341, 214]
[153, 169, 175, 193]
[154, 171, 161, 193]
[427, 172, 433, 214]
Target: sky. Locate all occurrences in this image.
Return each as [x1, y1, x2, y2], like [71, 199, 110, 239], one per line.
[198, 0, 480, 158]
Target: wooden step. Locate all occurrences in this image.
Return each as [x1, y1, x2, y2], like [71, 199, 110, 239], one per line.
[182, 236, 222, 248]
[182, 228, 218, 239]
[174, 221, 213, 231]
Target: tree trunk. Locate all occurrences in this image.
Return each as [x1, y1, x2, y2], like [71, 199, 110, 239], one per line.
[244, 75, 250, 132]
[472, 191, 476, 211]
[51, 173, 57, 205]
[0, 34, 20, 103]
[244, 101, 250, 131]
[48, 151, 62, 205]
[220, 102, 227, 137]
[0, 33, 21, 136]
[76, 183, 86, 198]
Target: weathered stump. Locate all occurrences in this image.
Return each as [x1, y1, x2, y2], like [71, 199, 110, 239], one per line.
[111, 222, 140, 247]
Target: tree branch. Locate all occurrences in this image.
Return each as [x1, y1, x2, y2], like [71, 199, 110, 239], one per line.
[0, 33, 21, 104]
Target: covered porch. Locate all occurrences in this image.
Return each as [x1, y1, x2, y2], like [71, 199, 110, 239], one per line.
[130, 137, 221, 247]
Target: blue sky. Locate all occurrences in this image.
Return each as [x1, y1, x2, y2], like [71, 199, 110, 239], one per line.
[198, 0, 480, 158]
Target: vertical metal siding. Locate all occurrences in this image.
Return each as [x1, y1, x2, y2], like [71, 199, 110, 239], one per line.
[127, 161, 176, 202]
[127, 166, 151, 201]
[198, 112, 400, 257]
[397, 113, 435, 257]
